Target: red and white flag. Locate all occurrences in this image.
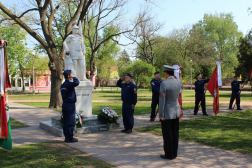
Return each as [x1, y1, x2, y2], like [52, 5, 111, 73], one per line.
[206, 66, 219, 115]
[173, 64, 183, 119]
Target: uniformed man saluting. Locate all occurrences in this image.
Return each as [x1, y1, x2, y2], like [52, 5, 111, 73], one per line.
[117, 73, 137, 134]
[193, 73, 209, 116]
[150, 72, 163, 121]
[229, 75, 245, 110]
[159, 65, 183, 160]
[60, 70, 80, 143]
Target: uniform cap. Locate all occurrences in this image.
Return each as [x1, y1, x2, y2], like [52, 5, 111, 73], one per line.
[163, 65, 176, 72]
[63, 70, 71, 76]
[154, 71, 159, 75]
[234, 75, 238, 78]
[197, 73, 201, 77]
[125, 73, 132, 78]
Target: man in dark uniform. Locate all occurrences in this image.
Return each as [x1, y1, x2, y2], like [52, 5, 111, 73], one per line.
[159, 65, 183, 160]
[150, 72, 163, 121]
[229, 76, 245, 110]
[193, 73, 210, 116]
[117, 73, 137, 134]
[60, 70, 80, 143]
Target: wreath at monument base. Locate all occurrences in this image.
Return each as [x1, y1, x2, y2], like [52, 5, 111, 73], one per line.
[58, 111, 85, 129]
[98, 107, 119, 124]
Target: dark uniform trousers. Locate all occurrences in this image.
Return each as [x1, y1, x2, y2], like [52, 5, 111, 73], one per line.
[122, 102, 134, 130]
[194, 93, 207, 114]
[151, 95, 159, 119]
[62, 103, 76, 140]
[161, 118, 179, 159]
[229, 92, 240, 109]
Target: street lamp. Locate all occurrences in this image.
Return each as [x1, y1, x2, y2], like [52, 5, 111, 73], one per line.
[190, 59, 192, 90]
[32, 52, 35, 94]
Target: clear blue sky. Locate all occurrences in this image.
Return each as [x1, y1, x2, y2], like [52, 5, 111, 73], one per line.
[1, 0, 252, 54]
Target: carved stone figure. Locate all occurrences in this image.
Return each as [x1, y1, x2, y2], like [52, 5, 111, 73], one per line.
[63, 21, 87, 81]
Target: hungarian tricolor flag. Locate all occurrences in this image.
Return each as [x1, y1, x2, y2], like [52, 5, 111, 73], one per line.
[0, 40, 12, 151]
[206, 66, 219, 115]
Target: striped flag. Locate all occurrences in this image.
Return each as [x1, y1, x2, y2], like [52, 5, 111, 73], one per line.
[0, 40, 12, 151]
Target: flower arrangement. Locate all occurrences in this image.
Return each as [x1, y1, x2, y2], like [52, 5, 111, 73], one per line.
[75, 111, 84, 128]
[98, 107, 119, 124]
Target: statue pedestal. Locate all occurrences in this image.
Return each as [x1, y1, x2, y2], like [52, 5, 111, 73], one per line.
[75, 80, 93, 117]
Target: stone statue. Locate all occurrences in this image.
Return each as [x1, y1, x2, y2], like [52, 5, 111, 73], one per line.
[63, 21, 87, 81]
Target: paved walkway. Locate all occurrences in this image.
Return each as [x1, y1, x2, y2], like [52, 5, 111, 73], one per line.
[9, 102, 252, 167]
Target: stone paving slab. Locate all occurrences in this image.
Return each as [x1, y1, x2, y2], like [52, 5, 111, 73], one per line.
[70, 130, 252, 168]
[9, 102, 252, 167]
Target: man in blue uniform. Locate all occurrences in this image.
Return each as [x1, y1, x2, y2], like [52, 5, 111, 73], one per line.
[193, 73, 210, 116]
[117, 73, 137, 134]
[60, 70, 80, 142]
[229, 76, 245, 110]
[150, 72, 163, 121]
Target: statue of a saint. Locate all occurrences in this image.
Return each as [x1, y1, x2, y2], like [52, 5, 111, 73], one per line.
[63, 21, 87, 81]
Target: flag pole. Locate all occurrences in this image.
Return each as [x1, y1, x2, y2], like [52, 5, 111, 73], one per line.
[153, 108, 159, 121]
[232, 76, 249, 109]
[196, 90, 207, 114]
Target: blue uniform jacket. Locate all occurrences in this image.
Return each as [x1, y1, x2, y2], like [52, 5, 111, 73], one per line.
[150, 78, 163, 96]
[231, 80, 244, 92]
[117, 79, 137, 105]
[60, 77, 80, 103]
[194, 79, 210, 93]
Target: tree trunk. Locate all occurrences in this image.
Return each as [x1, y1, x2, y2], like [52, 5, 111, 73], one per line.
[22, 73, 25, 92]
[49, 69, 62, 109]
[49, 56, 63, 109]
[89, 52, 95, 80]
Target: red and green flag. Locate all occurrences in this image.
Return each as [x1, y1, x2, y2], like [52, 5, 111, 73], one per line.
[0, 40, 12, 151]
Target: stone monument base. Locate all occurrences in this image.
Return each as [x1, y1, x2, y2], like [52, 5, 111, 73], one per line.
[40, 115, 120, 137]
[75, 80, 93, 117]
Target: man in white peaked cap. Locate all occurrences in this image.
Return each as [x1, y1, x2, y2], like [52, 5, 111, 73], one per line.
[159, 65, 183, 160]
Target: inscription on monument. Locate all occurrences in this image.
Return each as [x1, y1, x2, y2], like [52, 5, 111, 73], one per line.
[76, 94, 90, 96]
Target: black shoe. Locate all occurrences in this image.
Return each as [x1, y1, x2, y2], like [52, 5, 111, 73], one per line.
[126, 129, 132, 134]
[160, 155, 173, 160]
[193, 113, 197, 115]
[121, 129, 127, 132]
[237, 109, 242, 110]
[229, 108, 232, 109]
[150, 118, 154, 121]
[64, 138, 78, 143]
[203, 113, 208, 116]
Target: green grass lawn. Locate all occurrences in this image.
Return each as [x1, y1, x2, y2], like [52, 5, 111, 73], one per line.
[8, 89, 252, 102]
[18, 102, 213, 117]
[135, 109, 252, 155]
[10, 118, 28, 129]
[8, 93, 51, 100]
[0, 141, 115, 168]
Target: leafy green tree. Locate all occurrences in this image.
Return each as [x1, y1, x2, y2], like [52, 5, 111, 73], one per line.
[117, 49, 131, 72]
[96, 57, 116, 86]
[236, 31, 252, 83]
[118, 60, 155, 88]
[193, 13, 243, 78]
[0, 16, 32, 91]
